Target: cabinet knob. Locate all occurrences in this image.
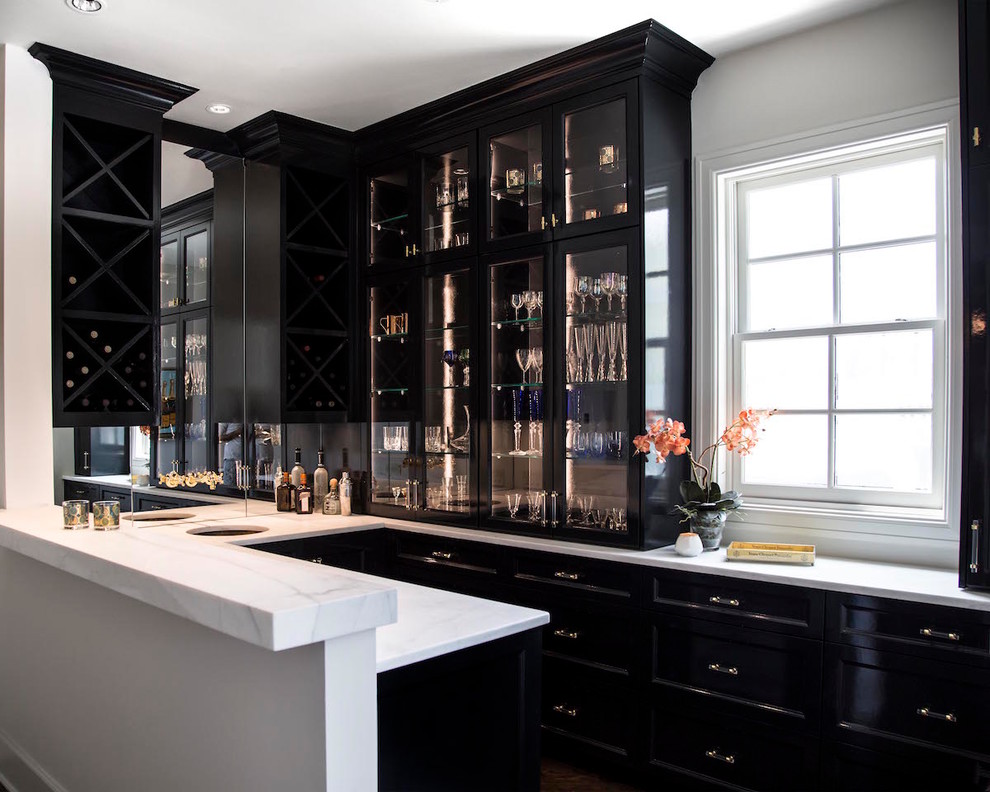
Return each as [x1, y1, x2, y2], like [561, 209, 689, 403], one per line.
[917, 707, 956, 723]
[705, 749, 735, 765]
[707, 662, 739, 676]
[552, 704, 578, 718]
[709, 596, 740, 607]
[919, 627, 960, 641]
[541, 216, 547, 231]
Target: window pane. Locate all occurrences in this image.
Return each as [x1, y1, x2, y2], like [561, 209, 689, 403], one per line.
[838, 157, 936, 246]
[834, 330, 933, 410]
[746, 255, 832, 331]
[743, 337, 829, 410]
[834, 413, 933, 492]
[742, 414, 828, 487]
[747, 178, 832, 260]
[839, 241, 937, 323]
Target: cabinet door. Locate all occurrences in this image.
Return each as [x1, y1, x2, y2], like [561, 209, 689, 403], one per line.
[419, 135, 477, 264]
[963, 164, 990, 589]
[182, 312, 210, 474]
[161, 232, 180, 312]
[368, 157, 419, 268]
[157, 320, 179, 478]
[482, 109, 554, 253]
[963, 0, 990, 169]
[483, 247, 554, 534]
[181, 222, 210, 310]
[553, 81, 639, 239]
[421, 263, 478, 523]
[368, 274, 421, 511]
[553, 230, 640, 546]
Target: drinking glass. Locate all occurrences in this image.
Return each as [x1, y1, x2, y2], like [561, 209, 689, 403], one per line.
[63, 500, 89, 530]
[606, 321, 619, 381]
[572, 325, 588, 383]
[523, 290, 539, 319]
[511, 293, 524, 321]
[566, 351, 580, 384]
[591, 431, 605, 458]
[531, 347, 544, 383]
[391, 486, 403, 506]
[600, 272, 619, 312]
[591, 278, 604, 313]
[515, 347, 531, 384]
[426, 425, 442, 453]
[579, 495, 595, 525]
[527, 491, 542, 522]
[607, 430, 626, 459]
[595, 323, 608, 381]
[397, 425, 409, 452]
[576, 275, 592, 313]
[382, 426, 393, 451]
[618, 274, 628, 312]
[536, 290, 544, 317]
[507, 492, 522, 519]
[442, 349, 458, 387]
[456, 474, 468, 504]
[619, 322, 628, 381]
[573, 427, 588, 457]
[458, 349, 470, 386]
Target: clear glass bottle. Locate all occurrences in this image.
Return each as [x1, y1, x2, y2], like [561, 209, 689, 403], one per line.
[313, 449, 329, 512]
[339, 470, 352, 517]
[324, 478, 341, 516]
[290, 447, 305, 489]
[275, 471, 295, 512]
[295, 472, 313, 515]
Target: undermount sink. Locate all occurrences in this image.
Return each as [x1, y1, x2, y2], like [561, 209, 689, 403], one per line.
[129, 511, 197, 522]
[186, 526, 268, 537]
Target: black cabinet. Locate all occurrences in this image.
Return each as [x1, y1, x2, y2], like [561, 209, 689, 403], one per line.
[961, 0, 990, 170]
[252, 530, 389, 576]
[63, 479, 99, 503]
[31, 45, 196, 427]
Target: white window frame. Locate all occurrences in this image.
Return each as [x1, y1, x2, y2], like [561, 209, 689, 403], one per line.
[695, 103, 962, 560]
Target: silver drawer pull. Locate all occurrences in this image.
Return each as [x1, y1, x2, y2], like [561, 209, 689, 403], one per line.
[920, 628, 960, 641]
[555, 571, 582, 581]
[310, 557, 323, 564]
[705, 749, 735, 765]
[552, 704, 578, 718]
[553, 629, 580, 640]
[709, 596, 740, 607]
[708, 663, 739, 676]
[431, 551, 453, 560]
[917, 707, 957, 723]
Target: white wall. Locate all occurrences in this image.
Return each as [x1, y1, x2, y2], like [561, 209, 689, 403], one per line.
[0, 44, 54, 510]
[692, 0, 959, 157]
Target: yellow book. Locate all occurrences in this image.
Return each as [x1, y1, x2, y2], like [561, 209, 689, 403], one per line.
[726, 541, 815, 566]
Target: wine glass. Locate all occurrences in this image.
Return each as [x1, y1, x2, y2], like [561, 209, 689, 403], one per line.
[531, 347, 544, 383]
[391, 485, 402, 506]
[527, 491, 542, 522]
[595, 323, 608, 381]
[515, 347, 531, 384]
[458, 348, 470, 386]
[576, 275, 592, 313]
[591, 278, 604, 313]
[618, 274, 628, 312]
[510, 293, 524, 321]
[600, 272, 619, 312]
[523, 290, 539, 320]
[536, 290, 544, 317]
[572, 325, 588, 383]
[442, 349, 458, 387]
[507, 492, 521, 519]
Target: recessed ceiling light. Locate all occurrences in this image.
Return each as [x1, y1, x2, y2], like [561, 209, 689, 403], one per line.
[206, 103, 232, 115]
[66, 0, 103, 12]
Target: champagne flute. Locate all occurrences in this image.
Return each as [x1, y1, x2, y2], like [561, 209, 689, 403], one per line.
[591, 278, 604, 313]
[606, 320, 618, 381]
[507, 492, 521, 519]
[531, 346, 544, 383]
[595, 323, 607, 382]
[619, 322, 628, 381]
[572, 325, 588, 383]
[618, 274, 628, 312]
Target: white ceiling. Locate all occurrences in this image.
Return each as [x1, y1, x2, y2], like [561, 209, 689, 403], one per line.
[1, 0, 898, 133]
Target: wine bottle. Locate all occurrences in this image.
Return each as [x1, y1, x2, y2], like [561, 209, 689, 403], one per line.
[275, 471, 295, 512]
[295, 473, 313, 515]
[313, 449, 329, 512]
[290, 447, 305, 489]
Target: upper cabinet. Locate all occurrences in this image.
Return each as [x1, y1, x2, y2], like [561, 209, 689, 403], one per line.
[961, 0, 990, 168]
[356, 20, 713, 548]
[31, 44, 197, 427]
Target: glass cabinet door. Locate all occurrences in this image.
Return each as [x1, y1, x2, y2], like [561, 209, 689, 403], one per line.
[157, 321, 178, 477]
[488, 252, 551, 532]
[486, 119, 547, 245]
[422, 146, 472, 256]
[161, 236, 179, 310]
[560, 241, 631, 538]
[183, 315, 209, 472]
[183, 227, 210, 308]
[560, 95, 631, 230]
[369, 279, 419, 508]
[422, 267, 474, 517]
[370, 164, 415, 266]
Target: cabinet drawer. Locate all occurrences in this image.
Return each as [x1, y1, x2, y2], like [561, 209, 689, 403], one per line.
[98, 487, 131, 508]
[134, 494, 192, 512]
[512, 552, 636, 603]
[650, 570, 824, 637]
[827, 645, 990, 759]
[537, 599, 637, 676]
[823, 741, 990, 792]
[827, 593, 990, 666]
[392, 533, 502, 588]
[651, 614, 822, 731]
[542, 658, 633, 758]
[650, 703, 819, 792]
[63, 481, 98, 502]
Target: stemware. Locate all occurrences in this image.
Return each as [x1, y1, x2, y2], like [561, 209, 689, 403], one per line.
[530, 347, 544, 383]
[527, 491, 542, 523]
[459, 348, 471, 386]
[507, 492, 522, 519]
[576, 275, 592, 313]
[536, 290, 544, 317]
[510, 293, 524, 321]
[600, 272, 619, 312]
[515, 347, 531, 384]
[572, 326, 588, 383]
[595, 323, 608, 381]
[456, 474, 468, 504]
[619, 322, 628, 381]
[523, 290, 538, 320]
[442, 349, 458, 387]
[618, 274, 628, 312]
[511, 388, 525, 455]
[391, 485, 403, 506]
[591, 278, 604, 313]
[591, 431, 605, 458]
[606, 321, 619, 381]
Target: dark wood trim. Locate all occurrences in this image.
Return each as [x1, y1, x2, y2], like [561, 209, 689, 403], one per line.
[29, 43, 197, 113]
[162, 189, 213, 231]
[226, 111, 354, 173]
[162, 119, 240, 156]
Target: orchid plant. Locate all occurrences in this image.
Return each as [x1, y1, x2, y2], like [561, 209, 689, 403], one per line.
[634, 409, 775, 520]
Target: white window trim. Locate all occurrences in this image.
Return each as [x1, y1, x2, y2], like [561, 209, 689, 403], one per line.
[694, 101, 963, 568]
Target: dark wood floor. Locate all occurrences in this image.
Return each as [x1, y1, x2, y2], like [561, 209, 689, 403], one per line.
[541, 757, 646, 791]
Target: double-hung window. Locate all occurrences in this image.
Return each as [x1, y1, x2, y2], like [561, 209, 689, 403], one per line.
[715, 125, 952, 526]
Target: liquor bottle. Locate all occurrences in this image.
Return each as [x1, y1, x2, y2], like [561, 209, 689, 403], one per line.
[295, 472, 313, 514]
[324, 478, 341, 516]
[275, 472, 295, 512]
[290, 447, 305, 489]
[313, 449, 329, 512]
[339, 470, 352, 517]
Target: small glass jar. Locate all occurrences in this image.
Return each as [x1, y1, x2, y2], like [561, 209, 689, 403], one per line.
[63, 500, 89, 529]
[92, 500, 121, 531]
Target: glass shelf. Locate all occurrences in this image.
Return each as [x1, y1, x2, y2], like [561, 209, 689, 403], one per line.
[492, 317, 543, 328]
[566, 183, 628, 201]
[426, 450, 470, 458]
[425, 385, 470, 392]
[565, 454, 626, 465]
[372, 387, 409, 395]
[493, 451, 543, 460]
[564, 160, 628, 178]
[424, 218, 470, 232]
[492, 382, 543, 389]
[565, 380, 627, 389]
[371, 332, 408, 342]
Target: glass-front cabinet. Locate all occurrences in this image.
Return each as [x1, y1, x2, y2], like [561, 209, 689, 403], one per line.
[369, 160, 415, 267]
[485, 250, 552, 533]
[369, 277, 419, 509]
[161, 221, 210, 313]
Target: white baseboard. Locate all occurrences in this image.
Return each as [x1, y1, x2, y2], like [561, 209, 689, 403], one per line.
[0, 728, 67, 792]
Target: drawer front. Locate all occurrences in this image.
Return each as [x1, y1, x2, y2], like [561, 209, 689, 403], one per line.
[652, 615, 822, 731]
[63, 481, 98, 502]
[537, 599, 637, 676]
[823, 741, 990, 792]
[134, 495, 188, 512]
[542, 658, 633, 757]
[651, 703, 819, 792]
[512, 551, 636, 603]
[392, 533, 503, 591]
[828, 593, 990, 665]
[650, 570, 824, 637]
[828, 645, 990, 758]
[98, 487, 131, 508]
